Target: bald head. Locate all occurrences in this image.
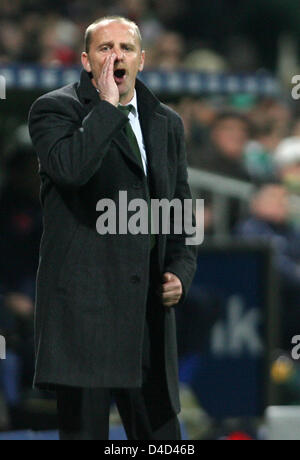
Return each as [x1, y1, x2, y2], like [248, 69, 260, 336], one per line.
[81, 17, 145, 105]
[84, 16, 142, 54]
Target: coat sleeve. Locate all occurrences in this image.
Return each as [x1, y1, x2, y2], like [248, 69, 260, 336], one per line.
[28, 95, 128, 187]
[163, 115, 198, 305]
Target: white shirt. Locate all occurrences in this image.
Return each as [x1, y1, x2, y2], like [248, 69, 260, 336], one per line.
[119, 90, 148, 176]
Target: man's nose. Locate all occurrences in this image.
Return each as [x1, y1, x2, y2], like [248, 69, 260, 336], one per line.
[113, 48, 124, 61]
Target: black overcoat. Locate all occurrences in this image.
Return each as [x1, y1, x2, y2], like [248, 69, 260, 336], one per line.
[28, 70, 197, 427]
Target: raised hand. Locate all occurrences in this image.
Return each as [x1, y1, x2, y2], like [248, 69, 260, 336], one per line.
[97, 53, 120, 107]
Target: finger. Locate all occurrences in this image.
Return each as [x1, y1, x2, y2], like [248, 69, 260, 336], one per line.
[161, 285, 182, 297]
[102, 55, 110, 73]
[161, 282, 181, 293]
[104, 55, 112, 79]
[104, 53, 115, 71]
[162, 288, 181, 298]
[111, 52, 117, 65]
[163, 273, 173, 283]
[99, 58, 109, 85]
[161, 292, 181, 302]
[163, 300, 178, 308]
[108, 53, 116, 77]
[161, 291, 181, 302]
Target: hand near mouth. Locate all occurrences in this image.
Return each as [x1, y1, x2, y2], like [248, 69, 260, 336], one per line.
[97, 53, 120, 107]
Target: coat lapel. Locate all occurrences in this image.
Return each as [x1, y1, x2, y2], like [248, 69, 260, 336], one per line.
[141, 112, 168, 199]
[77, 71, 169, 190]
[77, 70, 100, 111]
[77, 70, 145, 176]
[113, 131, 145, 176]
[136, 79, 169, 200]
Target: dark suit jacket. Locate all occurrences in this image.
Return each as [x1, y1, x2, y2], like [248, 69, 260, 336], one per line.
[28, 70, 197, 425]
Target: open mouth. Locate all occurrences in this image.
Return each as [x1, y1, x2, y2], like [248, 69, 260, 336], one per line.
[114, 69, 126, 78]
[114, 69, 126, 83]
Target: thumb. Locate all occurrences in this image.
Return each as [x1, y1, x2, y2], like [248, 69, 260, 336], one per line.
[163, 272, 173, 283]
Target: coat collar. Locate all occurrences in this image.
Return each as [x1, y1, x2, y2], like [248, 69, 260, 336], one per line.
[77, 70, 99, 107]
[77, 70, 168, 198]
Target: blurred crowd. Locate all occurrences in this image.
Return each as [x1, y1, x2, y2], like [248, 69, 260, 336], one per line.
[0, 0, 222, 69]
[2, 0, 300, 435]
[2, 0, 300, 73]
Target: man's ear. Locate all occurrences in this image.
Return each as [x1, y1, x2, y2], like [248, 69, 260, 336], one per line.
[81, 52, 92, 73]
[138, 50, 145, 72]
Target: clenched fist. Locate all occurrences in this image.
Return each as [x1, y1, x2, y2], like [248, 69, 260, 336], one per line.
[159, 272, 183, 308]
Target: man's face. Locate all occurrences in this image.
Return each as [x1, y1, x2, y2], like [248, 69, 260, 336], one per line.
[212, 118, 249, 159]
[81, 21, 145, 103]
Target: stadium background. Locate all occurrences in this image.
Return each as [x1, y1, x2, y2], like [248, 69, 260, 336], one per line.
[1, 0, 300, 440]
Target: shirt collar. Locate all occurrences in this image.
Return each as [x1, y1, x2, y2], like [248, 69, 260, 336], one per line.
[119, 90, 138, 118]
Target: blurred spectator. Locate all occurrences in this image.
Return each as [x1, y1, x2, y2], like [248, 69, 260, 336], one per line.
[39, 16, 81, 66]
[185, 111, 252, 232]
[244, 121, 281, 182]
[184, 48, 228, 73]
[193, 111, 251, 181]
[152, 0, 187, 29]
[146, 31, 185, 70]
[106, 0, 162, 44]
[0, 0, 23, 19]
[175, 97, 216, 168]
[107, 0, 148, 19]
[0, 21, 24, 63]
[224, 36, 259, 73]
[235, 183, 300, 349]
[274, 137, 300, 194]
[0, 0, 299, 75]
[249, 98, 291, 140]
[291, 118, 300, 138]
[20, 13, 44, 63]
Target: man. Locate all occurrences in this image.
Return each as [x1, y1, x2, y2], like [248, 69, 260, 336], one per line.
[28, 16, 197, 440]
[195, 111, 251, 181]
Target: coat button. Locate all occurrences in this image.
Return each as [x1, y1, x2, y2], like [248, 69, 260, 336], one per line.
[130, 275, 141, 284]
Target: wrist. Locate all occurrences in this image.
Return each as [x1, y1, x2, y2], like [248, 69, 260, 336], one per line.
[100, 97, 119, 107]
